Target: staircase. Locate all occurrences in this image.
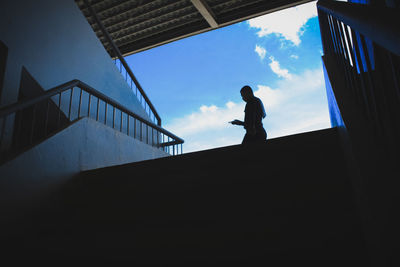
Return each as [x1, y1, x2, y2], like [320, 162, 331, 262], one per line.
[0, 79, 183, 165]
[3, 127, 368, 266]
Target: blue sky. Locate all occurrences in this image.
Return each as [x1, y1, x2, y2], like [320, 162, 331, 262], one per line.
[126, 1, 331, 153]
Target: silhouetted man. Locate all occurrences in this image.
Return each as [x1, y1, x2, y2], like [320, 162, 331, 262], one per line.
[230, 85, 267, 144]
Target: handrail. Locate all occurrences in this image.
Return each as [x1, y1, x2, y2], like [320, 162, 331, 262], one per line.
[0, 79, 183, 158]
[317, 0, 400, 56]
[82, 0, 162, 126]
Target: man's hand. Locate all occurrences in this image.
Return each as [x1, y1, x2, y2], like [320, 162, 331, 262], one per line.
[229, 119, 243, 125]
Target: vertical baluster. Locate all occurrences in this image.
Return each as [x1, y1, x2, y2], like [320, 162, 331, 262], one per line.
[140, 121, 142, 141]
[359, 35, 380, 124]
[157, 129, 159, 148]
[324, 14, 335, 56]
[336, 21, 357, 99]
[351, 28, 372, 120]
[30, 104, 37, 144]
[120, 111, 123, 132]
[327, 15, 338, 54]
[181, 143, 183, 154]
[343, 24, 363, 105]
[332, 19, 349, 80]
[44, 99, 50, 136]
[57, 92, 62, 128]
[336, 21, 348, 61]
[78, 88, 83, 118]
[105, 102, 108, 125]
[151, 128, 153, 146]
[134, 118, 136, 138]
[68, 87, 74, 120]
[146, 124, 149, 144]
[87, 94, 91, 117]
[96, 98, 100, 121]
[112, 107, 115, 128]
[127, 115, 130, 136]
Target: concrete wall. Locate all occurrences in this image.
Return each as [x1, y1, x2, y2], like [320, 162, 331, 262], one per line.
[0, 117, 169, 226]
[0, 0, 149, 121]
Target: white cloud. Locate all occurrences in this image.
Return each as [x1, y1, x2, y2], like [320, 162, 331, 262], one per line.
[290, 54, 299, 59]
[269, 56, 292, 80]
[254, 45, 267, 60]
[164, 67, 330, 153]
[200, 105, 218, 113]
[247, 1, 318, 45]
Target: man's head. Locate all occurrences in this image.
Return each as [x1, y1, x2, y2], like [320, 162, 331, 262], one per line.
[240, 85, 254, 102]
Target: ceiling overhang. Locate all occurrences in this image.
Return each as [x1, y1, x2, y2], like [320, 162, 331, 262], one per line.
[75, 0, 315, 57]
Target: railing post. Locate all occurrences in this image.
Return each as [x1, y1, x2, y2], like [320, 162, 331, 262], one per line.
[68, 87, 74, 120]
[134, 118, 136, 139]
[146, 124, 149, 144]
[78, 88, 83, 118]
[57, 92, 62, 128]
[104, 102, 108, 125]
[96, 98, 100, 121]
[112, 106, 115, 129]
[120, 111, 123, 132]
[87, 94, 91, 117]
[140, 121, 142, 141]
[127, 115, 130, 136]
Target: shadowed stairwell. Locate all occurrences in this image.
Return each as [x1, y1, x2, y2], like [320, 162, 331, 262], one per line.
[7, 127, 368, 266]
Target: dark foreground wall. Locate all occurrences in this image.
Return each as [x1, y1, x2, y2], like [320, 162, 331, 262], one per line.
[0, 117, 169, 231]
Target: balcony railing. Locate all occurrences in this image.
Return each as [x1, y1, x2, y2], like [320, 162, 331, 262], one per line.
[0, 80, 184, 163]
[317, 0, 400, 149]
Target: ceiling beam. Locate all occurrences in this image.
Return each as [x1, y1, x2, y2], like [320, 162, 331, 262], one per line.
[190, 0, 218, 28]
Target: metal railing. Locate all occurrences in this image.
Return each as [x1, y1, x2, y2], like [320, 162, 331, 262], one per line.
[112, 57, 161, 125]
[0, 80, 183, 161]
[82, 0, 162, 126]
[317, 0, 400, 147]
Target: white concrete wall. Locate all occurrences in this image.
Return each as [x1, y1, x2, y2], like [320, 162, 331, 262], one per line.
[0, 0, 149, 121]
[0, 117, 169, 225]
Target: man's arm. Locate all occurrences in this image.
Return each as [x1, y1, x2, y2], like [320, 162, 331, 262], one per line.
[229, 119, 244, 126]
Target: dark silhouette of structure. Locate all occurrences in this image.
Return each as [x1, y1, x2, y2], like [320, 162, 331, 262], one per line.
[1, 0, 399, 266]
[230, 85, 267, 144]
